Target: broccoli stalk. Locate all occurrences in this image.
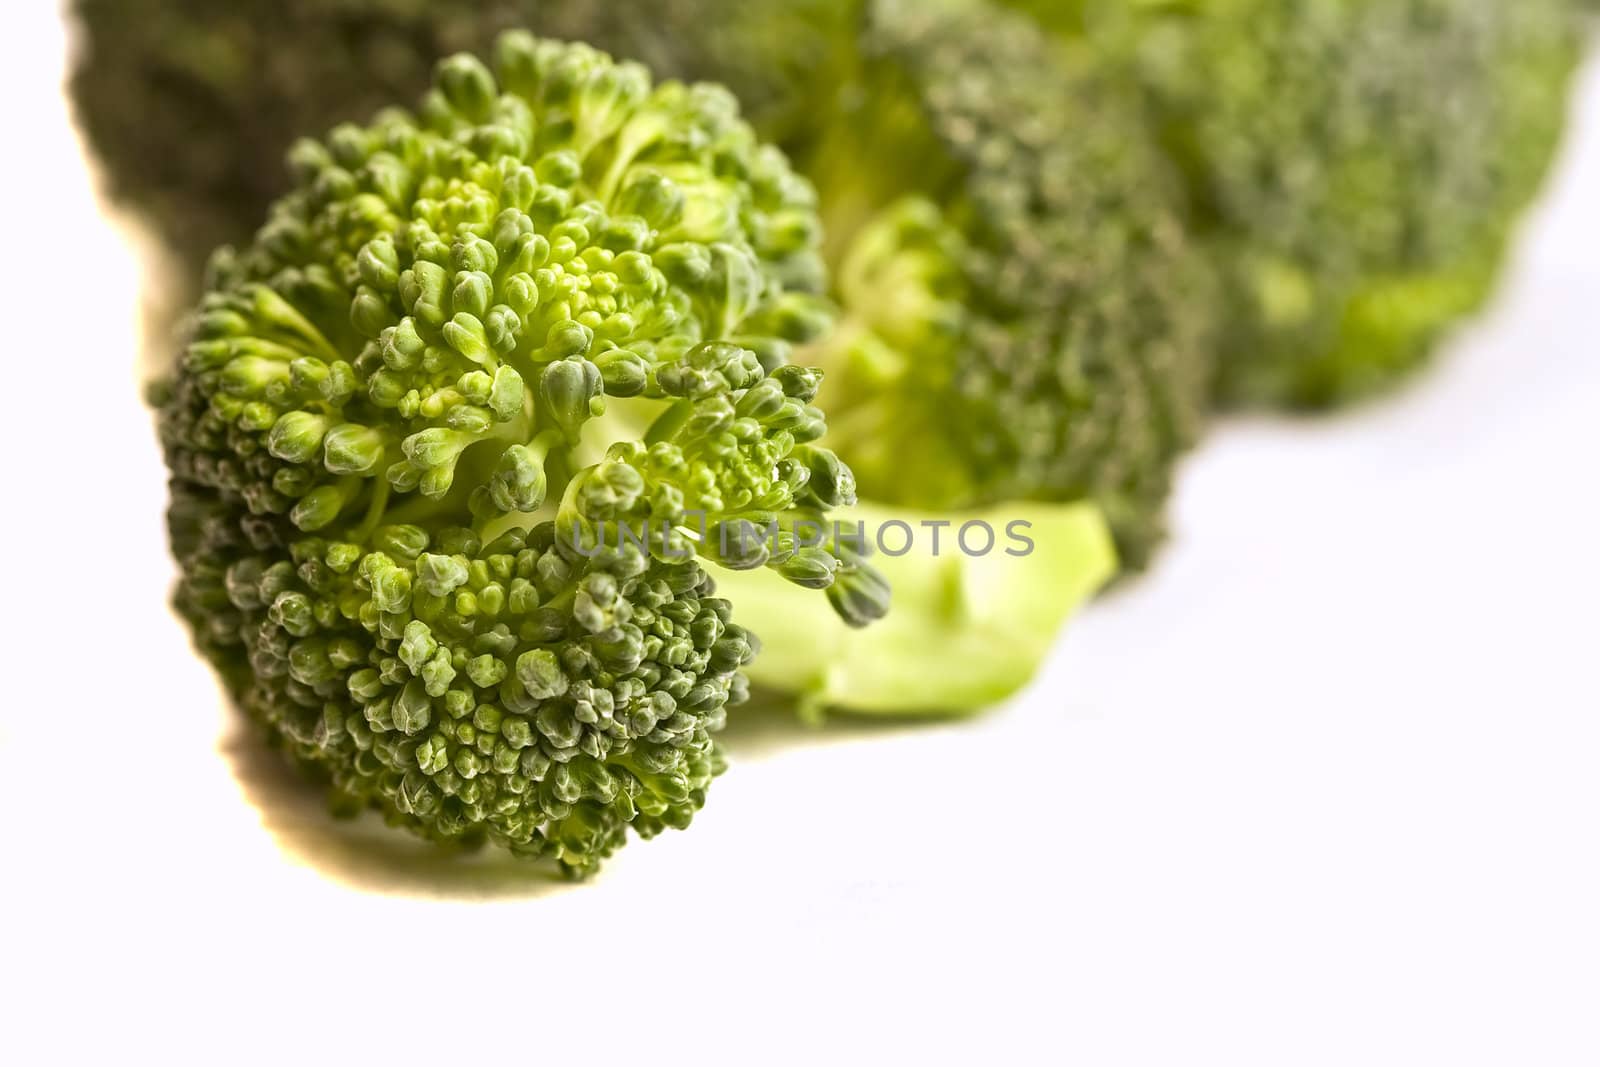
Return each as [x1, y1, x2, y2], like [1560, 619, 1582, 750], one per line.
[716, 501, 1115, 720]
[158, 35, 881, 873]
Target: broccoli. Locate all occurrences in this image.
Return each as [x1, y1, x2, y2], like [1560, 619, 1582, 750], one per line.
[1005, 0, 1584, 407]
[156, 34, 882, 873]
[82, 0, 1200, 718]
[69, 0, 846, 296]
[789, 0, 1214, 569]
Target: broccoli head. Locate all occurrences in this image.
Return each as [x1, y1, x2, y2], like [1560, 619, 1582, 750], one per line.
[792, 0, 1214, 569]
[1008, 0, 1583, 407]
[157, 34, 881, 873]
[70, 0, 849, 292]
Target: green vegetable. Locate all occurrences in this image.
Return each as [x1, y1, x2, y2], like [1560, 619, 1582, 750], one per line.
[156, 35, 880, 873]
[69, 0, 845, 297]
[1005, 0, 1584, 407]
[82, 0, 1179, 718]
[793, 0, 1214, 570]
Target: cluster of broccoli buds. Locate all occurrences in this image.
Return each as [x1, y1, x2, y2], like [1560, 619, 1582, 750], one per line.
[796, 0, 1214, 568]
[1007, 0, 1583, 407]
[158, 34, 882, 873]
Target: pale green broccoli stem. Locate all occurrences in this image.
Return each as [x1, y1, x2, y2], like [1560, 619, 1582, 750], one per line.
[714, 501, 1117, 720]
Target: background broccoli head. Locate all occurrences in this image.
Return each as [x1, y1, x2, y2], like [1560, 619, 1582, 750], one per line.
[1007, 0, 1584, 407]
[791, 0, 1214, 568]
[158, 34, 880, 873]
[70, 0, 848, 286]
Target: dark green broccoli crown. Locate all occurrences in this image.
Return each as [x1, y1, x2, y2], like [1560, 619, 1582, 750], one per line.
[1010, 0, 1583, 407]
[70, 0, 850, 288]
[158, 35, 881, 874]
[531, 0, 859, 151]
[72, 0, 525, 274]
[803, 0, 1214, 567]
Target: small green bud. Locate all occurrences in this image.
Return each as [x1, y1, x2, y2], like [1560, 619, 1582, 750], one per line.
[617, 171, 686, 230]
[541, 320, 594, 361]
[706, 519, 773, 571]
[826, 562, 892, 628]
[534, 150, 583, 188]
[488, 443, 549, 513]
[415, 553, 470, 596]
[800, 447, 857, 508]
[452, 270, 493, 320]
[393, 678, 433, 735]
[350, 286, 392, 339]
[436, 54, 498, 124]
[290, 483, 352, 531]
[516, 649, 569, 700]
[398, 620, 439, 674]
[267, 411, 330, 463]
[776, 545, 840, 590]
[540, 358, 604, 441]
[466, 655, 509, 689]
[453, 234, 499, 276]
[322, 423, 386, 475]
[442, 313, 491, 364]
[593, 349, 648, 397]
[358, 236, 401, 290]
[489, 366, 526, 422]
[381, 318, 426, 370]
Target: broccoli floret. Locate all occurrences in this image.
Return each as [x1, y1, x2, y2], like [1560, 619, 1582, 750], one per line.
[72, 0, 516, 282]
[70, 0, 848, 297]
[157, 35, 882, 873]
[1007, 0, 1584, 407]
[791, 0, 1214, 569]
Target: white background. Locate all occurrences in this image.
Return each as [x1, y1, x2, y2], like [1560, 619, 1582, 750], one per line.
[2, 4, 1596, 1064]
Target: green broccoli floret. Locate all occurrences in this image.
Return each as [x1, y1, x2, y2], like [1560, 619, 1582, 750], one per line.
[69, 0, 849, 296]
[1007, 0, 1584, 407]
[72, 0, 516, 281]
[157, 34, 882, 873]
[792, 0, 1215, 569]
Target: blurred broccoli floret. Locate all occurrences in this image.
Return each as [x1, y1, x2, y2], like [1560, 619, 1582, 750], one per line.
[1007, 0, 1583, 408]
[157, 34, 881, 873]
[72, 0, 518, 278]
[792, 0, 1214, 568]
[70, 0, 848, 291]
